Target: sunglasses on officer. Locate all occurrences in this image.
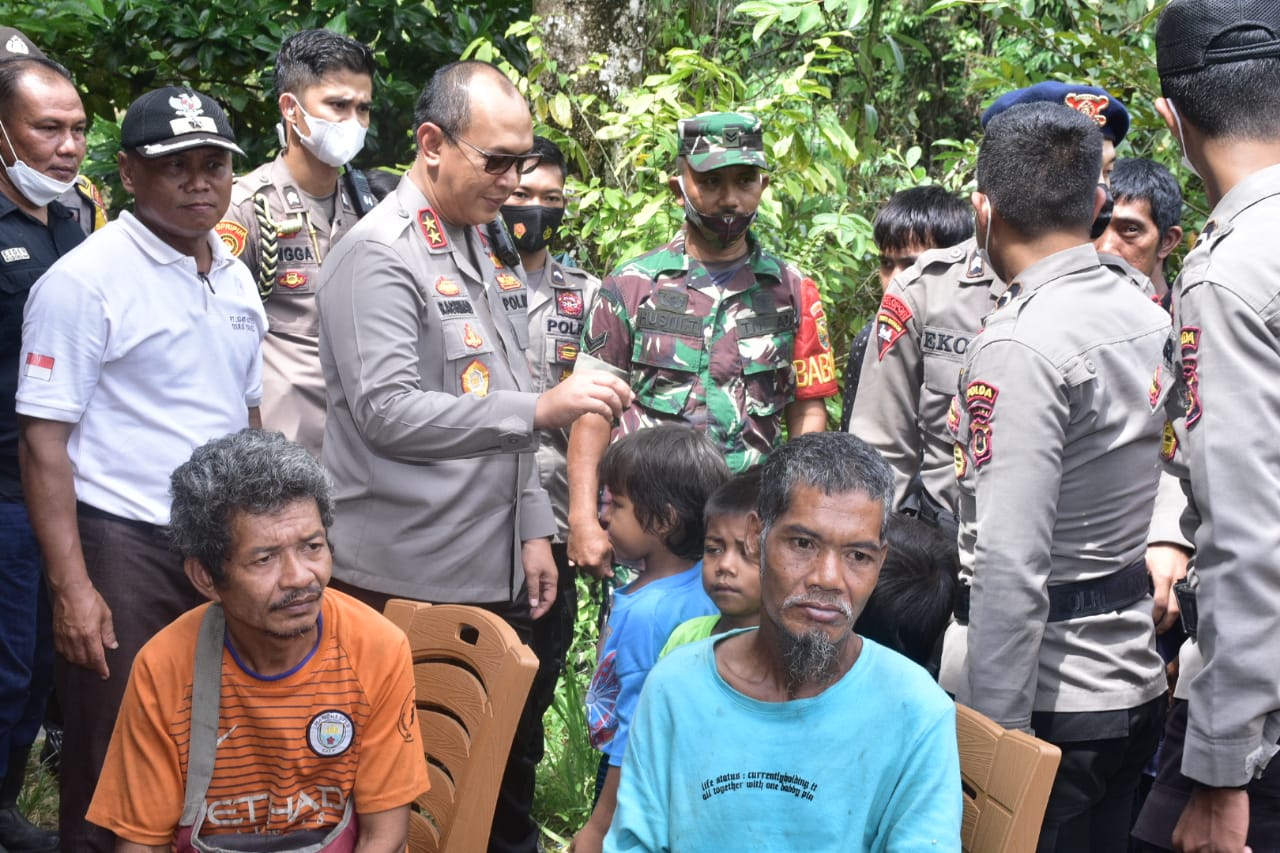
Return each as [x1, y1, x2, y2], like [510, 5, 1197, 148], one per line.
[444, 130, 542, 176]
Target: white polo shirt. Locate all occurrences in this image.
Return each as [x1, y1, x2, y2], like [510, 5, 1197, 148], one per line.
[16, 211, 267, 525]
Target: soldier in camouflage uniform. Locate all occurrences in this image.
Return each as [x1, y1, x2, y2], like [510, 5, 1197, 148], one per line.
[216, 30, 376, 455]
[567, 111, 837, 598]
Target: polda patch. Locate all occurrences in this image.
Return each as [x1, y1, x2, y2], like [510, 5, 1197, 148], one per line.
[874, 294, 913, 360]
[965, 380, 998, 469]
[1180, 326, 1202, 428]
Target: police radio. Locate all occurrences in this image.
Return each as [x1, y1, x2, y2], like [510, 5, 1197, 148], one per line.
[486, 217, 522, 270]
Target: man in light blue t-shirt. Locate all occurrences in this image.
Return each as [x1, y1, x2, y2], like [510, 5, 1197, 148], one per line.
[606, 432, 962, 853]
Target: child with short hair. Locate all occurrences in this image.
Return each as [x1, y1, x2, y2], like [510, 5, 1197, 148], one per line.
[574, 424, 729, 852]
[854, 512, 959, 678]
[660, 468, 763, 656]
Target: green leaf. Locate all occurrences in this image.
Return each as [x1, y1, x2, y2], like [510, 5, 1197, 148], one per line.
[550, 92, 573, 129]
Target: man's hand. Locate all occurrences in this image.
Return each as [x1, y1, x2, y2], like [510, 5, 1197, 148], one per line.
[521, 538, 558, 619]
[1173, 785, 1251, 852]
[534, 370, 632, 430]
[568, 518, 614, 580]
[569, 821, 606, 853]
[51, 580, 117, 679]
[1148, 543, 1190, 634]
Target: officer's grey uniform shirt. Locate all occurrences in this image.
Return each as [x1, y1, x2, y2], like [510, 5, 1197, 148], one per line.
[944, 243, 1168, 731]
[316, 176, 555, 604]
[526, 256, 600, 539]
[1164, 162, 1280, 788]
[223, 155, 361, 454]
[849, 236, 1005, 514]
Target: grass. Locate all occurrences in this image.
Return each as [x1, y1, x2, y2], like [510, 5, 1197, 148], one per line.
[534, 576, 608, 850]
[17, 735, 59, 831]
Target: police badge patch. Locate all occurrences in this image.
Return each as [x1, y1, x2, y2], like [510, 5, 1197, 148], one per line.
[965, 381, 998, 469]
[1180, 326, 1202, 428]
[556, 290, 584, 318]
[307, 710, 355, 757]
[215, 220, 248, 257]
[874, 294, 913, 361]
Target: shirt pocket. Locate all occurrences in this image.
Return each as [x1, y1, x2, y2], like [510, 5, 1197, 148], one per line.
[631, 329, 701, 416]
[442, 317, 495, 361]
[737, 324, 796, 417]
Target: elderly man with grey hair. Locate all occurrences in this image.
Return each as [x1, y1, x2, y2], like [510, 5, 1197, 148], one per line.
[605, 432, 962, 852]
[85, 429, 428, 853]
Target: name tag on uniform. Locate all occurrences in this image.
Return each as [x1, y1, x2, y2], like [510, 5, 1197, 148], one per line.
[636, 306, 700, 337]
[736, 311, 795, 338]
[2, 247, 30, 263]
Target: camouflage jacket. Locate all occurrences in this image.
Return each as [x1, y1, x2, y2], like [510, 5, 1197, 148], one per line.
[574, 229, 836, 472]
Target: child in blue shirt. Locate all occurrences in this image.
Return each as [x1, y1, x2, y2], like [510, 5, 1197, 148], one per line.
[575, 425, 729, 852]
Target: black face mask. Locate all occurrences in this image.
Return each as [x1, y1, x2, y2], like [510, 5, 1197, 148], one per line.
[1090, 182, 1114, 240]
[500, 204, 565, 254]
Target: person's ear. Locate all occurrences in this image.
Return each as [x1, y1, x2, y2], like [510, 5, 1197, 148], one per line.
[116, 151, 134, 194]
[1154, 97, 1178, 137]
[277, 93, 296, 122]
[417, 122, 447, 167]
[184, 557, 222, 603]
[1092, 184, 1108, 222]
[743, 512, 763, 562]
[970, 191, 989, 232]
[759, 172, 770, 192]
[667, 173, 683, 201]
[1158, 225, 1184, 261]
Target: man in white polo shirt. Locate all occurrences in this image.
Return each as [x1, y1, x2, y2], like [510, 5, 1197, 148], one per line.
[15, 85, 266, 853]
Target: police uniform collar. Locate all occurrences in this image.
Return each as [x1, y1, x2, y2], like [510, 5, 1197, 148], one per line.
[1006, 242, 1101, 299]
[1202, 160, 1280, 239]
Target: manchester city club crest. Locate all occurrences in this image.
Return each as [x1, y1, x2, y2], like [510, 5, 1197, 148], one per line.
[307, 710, 355, 757]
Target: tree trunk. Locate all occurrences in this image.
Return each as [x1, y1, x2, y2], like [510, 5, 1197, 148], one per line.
[532, 0, 651, 164]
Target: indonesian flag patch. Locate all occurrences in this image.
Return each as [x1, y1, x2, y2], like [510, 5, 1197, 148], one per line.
[23, 353, 53, 381]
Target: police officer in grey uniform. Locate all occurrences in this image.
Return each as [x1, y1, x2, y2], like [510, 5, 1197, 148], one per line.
[849, 81, 1130, 521]
[1129, 4, 1280, 851]
[945, 102, 1168, 852]
[315, 61, 630, 853]
[218, 29, 377, 455]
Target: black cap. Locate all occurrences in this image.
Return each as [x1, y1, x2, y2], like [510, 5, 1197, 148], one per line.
[0, 28, 45, 62]
[1157, 0, 1280, 76]
[120, 87, 245, 158]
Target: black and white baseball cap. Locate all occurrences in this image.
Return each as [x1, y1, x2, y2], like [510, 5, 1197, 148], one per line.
[120, 86, 245, 158]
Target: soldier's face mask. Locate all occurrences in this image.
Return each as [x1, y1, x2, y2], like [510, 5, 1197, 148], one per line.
[286, 96, 368, 168]
[500, 203, 565, 254]
[678, 175, 756, 248]
[0, 119, 76, 207]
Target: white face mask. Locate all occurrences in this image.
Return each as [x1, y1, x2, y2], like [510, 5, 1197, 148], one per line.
[288, 97, 367, 167]
[0, 119, 76, 207]
[1166, 100, 1200, 179]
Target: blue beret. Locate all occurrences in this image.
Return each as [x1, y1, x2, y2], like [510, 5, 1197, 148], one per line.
[981, 82, 1129, 144]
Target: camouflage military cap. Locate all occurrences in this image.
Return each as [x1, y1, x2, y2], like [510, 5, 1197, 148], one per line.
[678, 112, 769, 172]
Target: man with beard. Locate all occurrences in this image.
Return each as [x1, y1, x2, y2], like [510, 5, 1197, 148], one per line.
[603, 432, 961, 852]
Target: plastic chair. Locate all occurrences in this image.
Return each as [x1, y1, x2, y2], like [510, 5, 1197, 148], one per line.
[384, 600, 539, 853]
[956, 702, 1062, 853]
